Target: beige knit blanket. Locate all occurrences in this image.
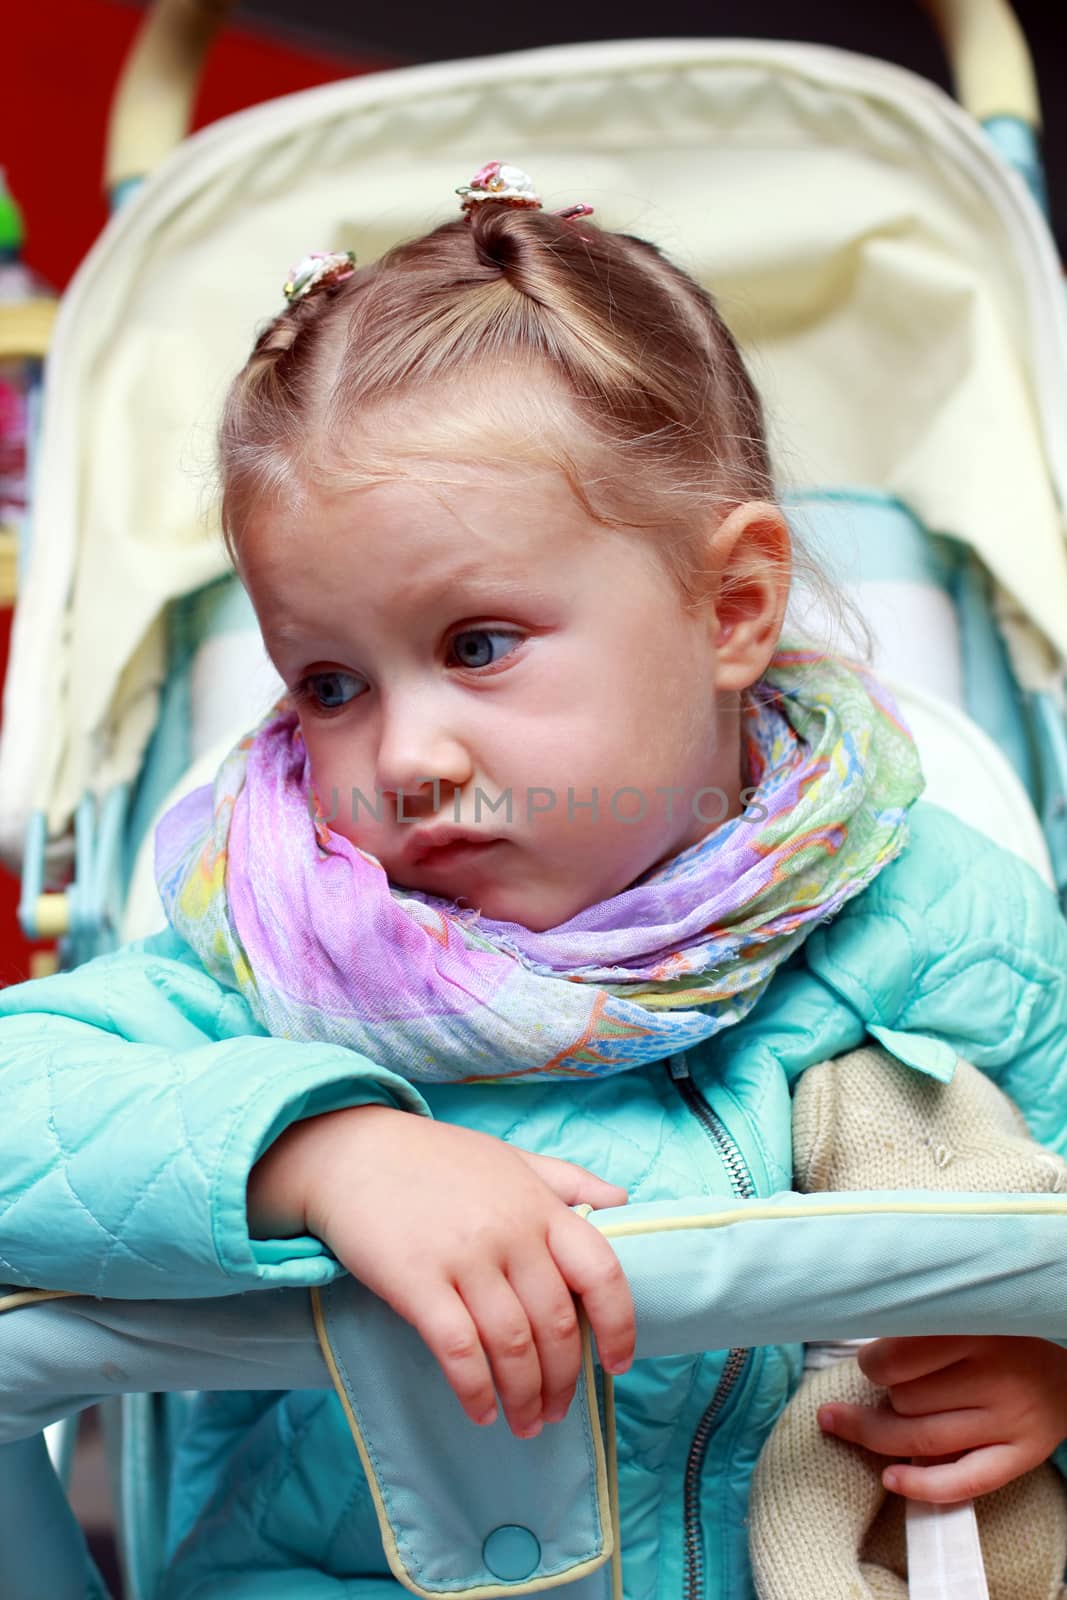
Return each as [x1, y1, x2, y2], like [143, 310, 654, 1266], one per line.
[749, 1045, 1067, 1600]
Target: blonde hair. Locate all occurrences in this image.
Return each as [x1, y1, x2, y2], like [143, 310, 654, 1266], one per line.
[220, 204, 805, 610]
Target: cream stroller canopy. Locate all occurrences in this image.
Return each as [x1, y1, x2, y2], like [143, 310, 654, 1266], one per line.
[3, 34, 1067, 863]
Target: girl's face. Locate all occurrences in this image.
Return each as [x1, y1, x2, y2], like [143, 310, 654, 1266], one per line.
[241, 452, 779, 932]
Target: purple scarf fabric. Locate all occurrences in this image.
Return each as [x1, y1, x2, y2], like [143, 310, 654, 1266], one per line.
[156, 647, 923, 1083]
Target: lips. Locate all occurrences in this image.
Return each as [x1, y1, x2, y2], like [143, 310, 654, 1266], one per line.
[403, 828, 501, 867]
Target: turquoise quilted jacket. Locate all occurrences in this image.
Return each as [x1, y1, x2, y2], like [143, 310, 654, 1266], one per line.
[2, 801, 1067, 1600]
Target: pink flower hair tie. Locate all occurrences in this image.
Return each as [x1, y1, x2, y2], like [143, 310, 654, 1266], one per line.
[282, 250, 357, 305]
[456, 161, 594, 222]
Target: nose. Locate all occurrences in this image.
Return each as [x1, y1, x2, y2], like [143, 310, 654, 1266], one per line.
[374, 686, 473, 813]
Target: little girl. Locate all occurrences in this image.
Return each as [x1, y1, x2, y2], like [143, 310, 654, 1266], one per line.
[2, 160, 1067, 1600]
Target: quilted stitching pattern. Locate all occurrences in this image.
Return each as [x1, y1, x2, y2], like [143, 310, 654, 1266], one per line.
[808, 803, 1067, 1147]
[0, 801, 1065, 1594]
[0, 933, 430, 1297]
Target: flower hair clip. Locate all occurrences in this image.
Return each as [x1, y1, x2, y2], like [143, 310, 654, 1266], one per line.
[282, 250, 357, 306]
[457, 161, 542, 210]
[456, 161, 594, 222]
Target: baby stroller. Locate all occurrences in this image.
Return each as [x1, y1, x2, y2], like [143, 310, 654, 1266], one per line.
[2, 0, 1067, 1593]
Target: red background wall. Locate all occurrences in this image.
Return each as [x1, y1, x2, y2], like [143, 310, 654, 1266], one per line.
[5, 0, 381, 290]
[0, 0, 379, 981]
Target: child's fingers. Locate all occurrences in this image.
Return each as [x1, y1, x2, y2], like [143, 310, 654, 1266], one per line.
[881, 1364, 977, 1417]
[514, 1149, 628, 1211]
[413, 1286, 500, 1427]
[858, 1336, 975, 1387]
[459, 1273, 545, 1438]
[549, 1211, 634, 1377]
[881, 1443, 1028, 1503]
[506, 1255, 583, 1424]
[818, 1401, 990, 1461]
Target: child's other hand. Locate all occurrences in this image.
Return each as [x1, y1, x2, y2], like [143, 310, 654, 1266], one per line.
[250, 1105, 634, 1438]
[817, 1335, 1067, 1502]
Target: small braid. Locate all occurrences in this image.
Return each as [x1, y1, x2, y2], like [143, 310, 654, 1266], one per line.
[220, 273, 361, 524]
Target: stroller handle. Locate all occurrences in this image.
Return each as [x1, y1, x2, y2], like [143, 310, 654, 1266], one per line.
[103, 0, 1042, 197]
[105, 0, 237, 197]
[921, 0, 1040, 127]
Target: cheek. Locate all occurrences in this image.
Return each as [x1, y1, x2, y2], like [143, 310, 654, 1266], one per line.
[298, 719, 374, 832]
[514, 639, 712, 798]
[484, 725, 560, 800]
[628, 653, 717, 769]
[300, 720, 337, 792]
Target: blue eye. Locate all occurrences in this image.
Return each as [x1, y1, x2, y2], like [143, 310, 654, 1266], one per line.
[450, 629, 522, 669]
[303, 670, 365, 710]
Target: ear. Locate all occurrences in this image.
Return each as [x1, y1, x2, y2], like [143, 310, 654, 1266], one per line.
[706, 501, 792, 692]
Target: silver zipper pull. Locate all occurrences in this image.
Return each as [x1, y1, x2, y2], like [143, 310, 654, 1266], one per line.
[668, 1054, 690, 1081]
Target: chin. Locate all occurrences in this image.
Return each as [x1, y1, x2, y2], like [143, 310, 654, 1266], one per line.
[389, 853, 584, 931]
[451, 884, 560, 933]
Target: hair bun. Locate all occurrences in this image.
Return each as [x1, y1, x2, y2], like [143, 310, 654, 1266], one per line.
[457, 160, 597, 283]
[467, 201, 540, 277]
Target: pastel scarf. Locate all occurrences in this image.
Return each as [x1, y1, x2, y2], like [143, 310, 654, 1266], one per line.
[155, 648, 924, 1084]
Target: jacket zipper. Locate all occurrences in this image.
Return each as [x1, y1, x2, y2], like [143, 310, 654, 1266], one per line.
[667, 1053, 757, 1600]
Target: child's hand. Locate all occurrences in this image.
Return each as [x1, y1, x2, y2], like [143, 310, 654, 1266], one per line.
[248, 1105, 634, 1438]
[817, 1335, 1067, 1502]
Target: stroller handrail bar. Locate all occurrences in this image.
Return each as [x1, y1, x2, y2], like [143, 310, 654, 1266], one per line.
[18, 814, 70, 942]
[0, 300, 56, 363]
[921, 0, 1041, 127]
[0, 302, 55, 604]
[103, 0, 1041, 193]
[17, 784, 131, 948]
[0, 534, 15, 606]
[105, 0, 237, 196]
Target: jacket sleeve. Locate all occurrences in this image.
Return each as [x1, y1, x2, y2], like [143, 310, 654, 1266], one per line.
[0, 928, 431, 1300]
[802, 800, 1067, 1154]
